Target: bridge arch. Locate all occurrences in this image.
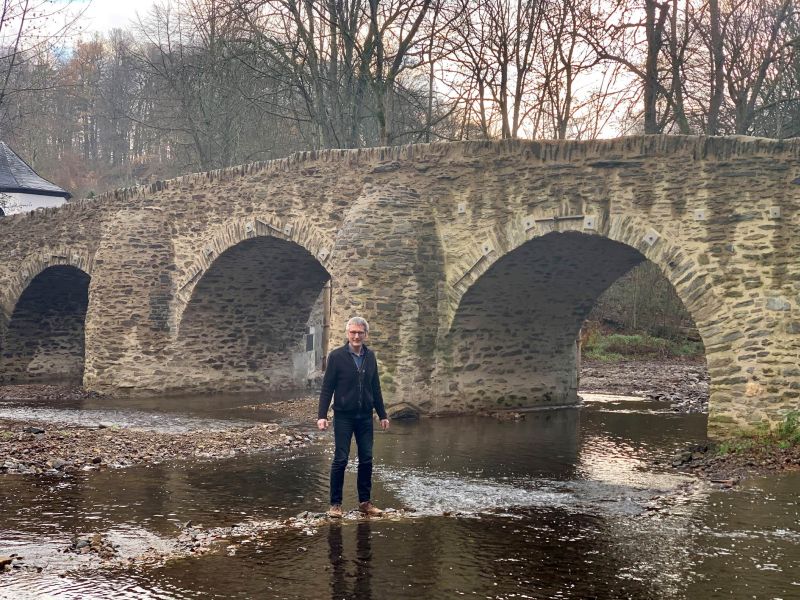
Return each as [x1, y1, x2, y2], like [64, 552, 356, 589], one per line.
[167, 217, 334, 393]
[441, 214, 721, 336]
[0, 251, 93, 384]
[173, 216, 335, 322]
[434, 215, 717, 413]
[0, 248, 94, 319]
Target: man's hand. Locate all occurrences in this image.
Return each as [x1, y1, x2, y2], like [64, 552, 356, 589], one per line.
[317, 418, 329, 430]
[380, 419, 390, 431]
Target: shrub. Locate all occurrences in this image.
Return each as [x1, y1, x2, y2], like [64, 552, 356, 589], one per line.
[581, 331, 704, 362]
[715, 412, 800, 455]
[776, 411, 800, 444]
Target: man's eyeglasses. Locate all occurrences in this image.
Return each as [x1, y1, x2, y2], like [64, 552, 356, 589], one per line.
[348, 330, 366, 336]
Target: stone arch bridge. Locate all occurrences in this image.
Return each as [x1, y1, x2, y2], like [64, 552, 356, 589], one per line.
[1, 136, 798, 435]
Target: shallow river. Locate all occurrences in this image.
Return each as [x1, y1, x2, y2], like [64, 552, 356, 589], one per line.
[1, 393, 799, 599]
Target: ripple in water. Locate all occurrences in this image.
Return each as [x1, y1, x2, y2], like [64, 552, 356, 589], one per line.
[376, 465, 697, 517]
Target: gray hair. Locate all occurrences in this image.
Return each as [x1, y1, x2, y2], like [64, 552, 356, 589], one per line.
[346, 316, 369, 333]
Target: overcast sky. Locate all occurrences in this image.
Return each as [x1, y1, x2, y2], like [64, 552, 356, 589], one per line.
[77, 0, 155, 33]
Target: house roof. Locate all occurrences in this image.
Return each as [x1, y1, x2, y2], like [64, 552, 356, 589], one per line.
[0, 142, 71, 199]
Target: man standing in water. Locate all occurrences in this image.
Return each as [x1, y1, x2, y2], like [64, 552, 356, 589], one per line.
[317, 316, 389, 518]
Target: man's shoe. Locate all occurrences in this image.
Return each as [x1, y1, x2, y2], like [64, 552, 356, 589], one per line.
[328, 505, 343, 518]
[358, 501, 383, 516]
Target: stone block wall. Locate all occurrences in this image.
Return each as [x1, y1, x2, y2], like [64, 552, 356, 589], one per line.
[82, 208, 177, 392]
[327, 181, 445, 409]
[169, 236, 329, 393]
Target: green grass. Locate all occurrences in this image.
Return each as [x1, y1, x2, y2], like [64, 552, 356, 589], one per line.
[776, 411, 800, 442]
[582, 332, 704, 362]
[714, 411, 800, 456]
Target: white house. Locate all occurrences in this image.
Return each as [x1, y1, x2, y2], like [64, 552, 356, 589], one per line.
[0, 142, 71, 217]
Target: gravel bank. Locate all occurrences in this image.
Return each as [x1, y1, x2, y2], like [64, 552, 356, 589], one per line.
[0, 384, 316, 477]
[580, 358, 709, 412]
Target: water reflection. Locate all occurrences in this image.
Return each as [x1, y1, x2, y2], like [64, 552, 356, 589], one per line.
[328, 522, 373, 600]
[379, 409, 581, 480]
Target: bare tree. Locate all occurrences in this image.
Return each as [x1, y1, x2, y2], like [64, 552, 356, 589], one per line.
[100, 30, 139, 169]
[0, 0, 86, 133]
[705, 0, 725, 133]
[538, 0, 600, 139]
[584, 0, 667, 133]
[446, 0, 550, 139]
[583, 0, 707, 134]
[225, 0, 436, 148]
[132, 0, 265, 170]
[719, 0, 794, 134]
[750, 13, 800, 138]
[2, 0, 798, 203]
[689, 0, 796, 135]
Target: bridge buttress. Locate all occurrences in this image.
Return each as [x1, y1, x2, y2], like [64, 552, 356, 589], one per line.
[83, 209, 177, 392]
[326, 181, 445, 415]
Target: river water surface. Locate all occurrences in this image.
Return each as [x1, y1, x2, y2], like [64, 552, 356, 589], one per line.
[1, 392, 799, 599]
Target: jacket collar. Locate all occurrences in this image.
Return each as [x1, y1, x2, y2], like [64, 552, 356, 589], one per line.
[342, 341, 368, 356]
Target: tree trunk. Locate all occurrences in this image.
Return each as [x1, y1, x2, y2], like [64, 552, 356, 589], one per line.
[669, 0, 690, 133]
[644, 0, 668, 133]
[707, 0, 725, 135]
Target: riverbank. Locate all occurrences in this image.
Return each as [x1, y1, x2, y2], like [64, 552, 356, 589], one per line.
[579, 360, 800, 480]
[0, 417, 314, 476]
[0, 384, 314, 476]
[580, 358, 709, 412]
[668, 442, 800, 482]
[2, 364, 797, 485]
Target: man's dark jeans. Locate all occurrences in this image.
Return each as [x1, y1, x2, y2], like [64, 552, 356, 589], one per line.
[330, 412, 374, 505]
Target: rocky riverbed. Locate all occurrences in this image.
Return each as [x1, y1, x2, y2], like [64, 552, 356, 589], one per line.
[0, 384, 315, 477]
[580, 358, 709, 412]
[2, 478, 711, 577]
[1, 361, 796, 490]
[1, 369, 798, 586]
[0, 509, 418, 576]
[0, 418, 313, 476]
[242, 395, 319, 422]
[666, 441, 800, 482]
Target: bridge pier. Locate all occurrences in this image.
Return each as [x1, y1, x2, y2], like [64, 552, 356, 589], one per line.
[704, 292, 800, 436]
[326, 181, 444, 414]
[82, 209, 177, 393]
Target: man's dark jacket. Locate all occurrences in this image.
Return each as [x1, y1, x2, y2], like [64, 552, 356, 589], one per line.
[318, 342, 387, 420]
